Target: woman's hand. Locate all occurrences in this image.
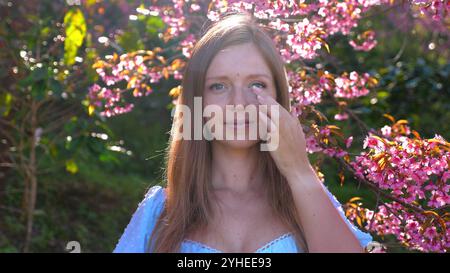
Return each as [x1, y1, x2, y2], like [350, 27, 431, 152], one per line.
[252, 86, 315, 182]
[251, 88, 366, 253]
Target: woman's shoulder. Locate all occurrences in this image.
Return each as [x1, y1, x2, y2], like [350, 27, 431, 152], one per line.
[135, 185, 166, 216]
[142, 185, 166, 207]
[113, 185, 166, 253]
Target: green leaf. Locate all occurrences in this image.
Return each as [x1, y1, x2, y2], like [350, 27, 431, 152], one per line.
[40, 26, 51, 39]
[65, 159, 78, 174]
[31, 81, 46, 100]
[99, 152, 120, 164]
[144, 16, 165, 37]
[0, 92, 13, 117]
[85, 0, 96, 8]
[377, 90, 390, 99]
[49, 143, 58, 158]
[31, 67, 47, 81]
[64, 8, 86, 66]
[117, 29, 145, 51]
[49, 78, 63, 96]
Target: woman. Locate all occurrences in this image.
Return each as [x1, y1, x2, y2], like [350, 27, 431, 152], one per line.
[113, 12, 373, 253]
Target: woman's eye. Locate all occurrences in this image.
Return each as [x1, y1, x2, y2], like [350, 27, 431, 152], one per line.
[208, 83, 226, 91]
[251, 82, 266, 89]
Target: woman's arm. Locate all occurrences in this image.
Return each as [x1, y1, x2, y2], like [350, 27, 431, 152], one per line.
[252, 86, 368, 253]
[285, 165, 365, 253]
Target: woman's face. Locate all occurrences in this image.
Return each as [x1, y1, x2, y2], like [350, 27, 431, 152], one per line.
[203, 42, 277, 149]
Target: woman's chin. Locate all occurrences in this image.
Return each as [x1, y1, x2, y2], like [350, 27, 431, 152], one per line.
[213, 138, 261, 149]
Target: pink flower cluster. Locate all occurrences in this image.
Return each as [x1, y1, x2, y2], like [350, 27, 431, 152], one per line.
[203, 0, 385, 61]
[353, 132, 449, 206]
[287, 69, 375, 113]
[349, 30, 378, 51]
[304, 125, 353, 158]
[411, 0, 449, 21]
[144, 1, 188, 37]
[313, 0, 388, 36]
[89, 53, 159, 117]
[88, 84, 134, 117]
[348, 128, 450, 252]
[95, 53, 161, 90]
[333, 71, 373, 99]
[88, 47, 187, 117]
[363, 202, 450, 252]
[287, 70, 325, 108]
[206, 0, 391, 60]
[283, 18, 325, 60]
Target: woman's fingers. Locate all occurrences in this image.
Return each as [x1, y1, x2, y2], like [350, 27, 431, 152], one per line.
[251, 86, 293, 127]
[251, 87, 280, 125]
[258, 108, 278, 142]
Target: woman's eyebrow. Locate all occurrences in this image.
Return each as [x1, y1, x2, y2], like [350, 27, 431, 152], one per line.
[205, 73, 272, 81]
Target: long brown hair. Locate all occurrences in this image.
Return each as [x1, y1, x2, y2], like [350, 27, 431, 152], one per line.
[147, 11, 309, 253]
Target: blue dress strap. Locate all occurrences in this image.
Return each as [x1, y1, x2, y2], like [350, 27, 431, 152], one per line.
[323, 185, 373, 249]
[113, 185, 165, 253]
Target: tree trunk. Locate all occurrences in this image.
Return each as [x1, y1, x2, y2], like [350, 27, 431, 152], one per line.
[23, 100, 38, 253]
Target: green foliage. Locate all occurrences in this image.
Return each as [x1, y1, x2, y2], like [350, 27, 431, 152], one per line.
[64, 8, 86, 66]
[65, 159, 79, 174]
[117, 14, 166, 51]
[0, 92, 13, 116]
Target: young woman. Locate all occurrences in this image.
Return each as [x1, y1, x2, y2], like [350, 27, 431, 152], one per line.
[114, 12, 373, 253]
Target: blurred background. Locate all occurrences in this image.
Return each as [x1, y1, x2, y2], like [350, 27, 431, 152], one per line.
[0, 0, 448, 252]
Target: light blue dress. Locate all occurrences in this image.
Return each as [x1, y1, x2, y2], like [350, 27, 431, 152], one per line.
[113, 185, 373, 253]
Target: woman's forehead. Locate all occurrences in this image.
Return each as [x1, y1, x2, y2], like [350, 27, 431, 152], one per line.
[206, 44, 272, 79]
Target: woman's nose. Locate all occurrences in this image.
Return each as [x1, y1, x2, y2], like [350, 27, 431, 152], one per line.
[231, 86, 258, 106]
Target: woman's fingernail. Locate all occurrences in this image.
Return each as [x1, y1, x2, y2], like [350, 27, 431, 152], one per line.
[252, 86, 262, 93]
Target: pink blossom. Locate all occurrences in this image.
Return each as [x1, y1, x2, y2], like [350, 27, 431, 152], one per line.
[381, 125, 392, 137]
[306, 135, 323, 153]
[349, 30, 378, 51]
[334, 72, 372, 99]
[334, 112, 349, 121]
[346, 136, 354, 148]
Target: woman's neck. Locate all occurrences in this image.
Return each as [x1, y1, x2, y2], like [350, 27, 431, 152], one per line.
[210, 142, 265, 195]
